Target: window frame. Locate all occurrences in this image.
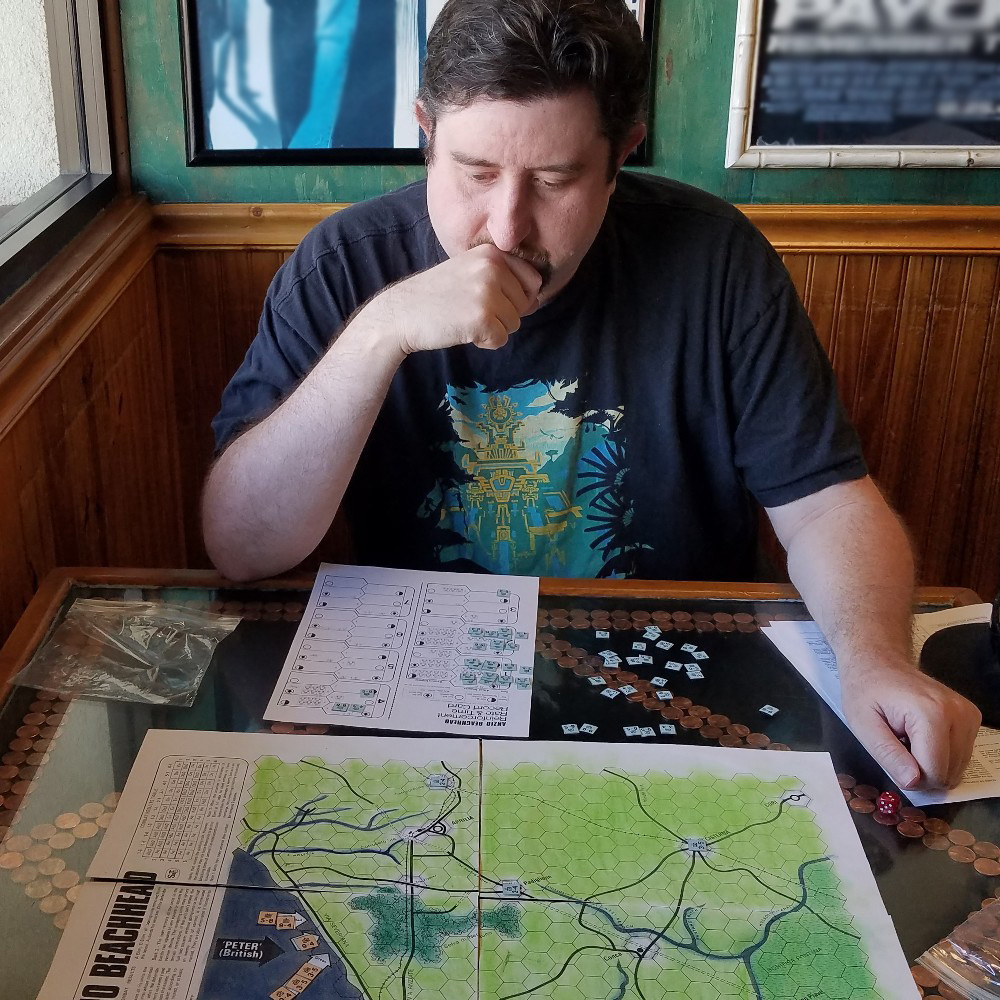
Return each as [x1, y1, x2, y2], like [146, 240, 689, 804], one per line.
[0, 0, 118, 305]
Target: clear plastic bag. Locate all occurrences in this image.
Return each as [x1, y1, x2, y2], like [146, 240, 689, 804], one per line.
[14, 599, 241, 707]
[918, 899, 1000, 999]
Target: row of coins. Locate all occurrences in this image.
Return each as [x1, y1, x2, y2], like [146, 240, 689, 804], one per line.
[0, 791, 120, 929]
[167, 598, 306, 622]
[0, 692, 71, 829]
[0, 692, 121, 928]
[535, 608, 781, 633]
[839, 774, 1000, 875]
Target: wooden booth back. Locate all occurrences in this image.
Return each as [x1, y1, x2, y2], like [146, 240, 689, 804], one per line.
[0, 199, 997, 644]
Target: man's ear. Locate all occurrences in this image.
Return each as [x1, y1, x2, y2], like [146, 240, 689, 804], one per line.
[616, 123, 647, 169]
[415, 100, 434, 144]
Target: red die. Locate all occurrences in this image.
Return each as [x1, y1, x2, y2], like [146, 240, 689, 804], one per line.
[877, 791, 901, 816]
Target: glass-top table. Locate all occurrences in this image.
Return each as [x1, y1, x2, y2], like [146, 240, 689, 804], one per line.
[0, 568, 993, 1000]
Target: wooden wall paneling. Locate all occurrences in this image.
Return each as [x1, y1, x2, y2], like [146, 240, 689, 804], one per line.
[37, 351, 106, 567]
[105, 269, 166, 565]
[956, 268, 1000, 601]
[841, 255, 908, 482]
[780, 253, 813, 312]
[870, 255, 937, 516]
[165, 250, 229, 569]
[91, 277, 138, 561]
[895, 256, 968, 585]
[93, 264, 187, 568]
[155, 248, 286, 569]
[54, 344, 107, 565]
[822, 255, 875, 425]
[155, 242, 359, 572]
[921, 257, 998, 589]
[796, 254, 845, 356]
[0, 443, 36, 642]
[155, 252, 207, 568]
[8, 405, 60, 587]
[0, 200, 153, 416]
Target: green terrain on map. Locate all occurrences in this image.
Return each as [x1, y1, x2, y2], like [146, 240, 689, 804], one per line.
[235, 756, 883, 1000]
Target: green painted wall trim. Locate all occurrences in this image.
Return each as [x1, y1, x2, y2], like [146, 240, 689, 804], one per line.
[121, 0, 1000, 205]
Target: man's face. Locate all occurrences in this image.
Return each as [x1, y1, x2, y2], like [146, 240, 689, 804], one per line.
[420, 90, 636, 303]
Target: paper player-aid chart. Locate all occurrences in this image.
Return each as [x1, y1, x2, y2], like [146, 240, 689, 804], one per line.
[264, 563, 539, 737]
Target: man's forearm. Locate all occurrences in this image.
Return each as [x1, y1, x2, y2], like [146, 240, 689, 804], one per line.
[203, 244, 544, 581]
[202, 314, 405, 581]
[778, 478, 916, 672]
[768, 477, 981, 789]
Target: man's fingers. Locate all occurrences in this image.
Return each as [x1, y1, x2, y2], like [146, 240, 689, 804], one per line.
[502, 253, 544, 305]
[909, 694, 979, 789]
[474, 314, 515, 350]
[946, 725, 970, 789]
[475, 321, 511, 350]
[946, 702, 981, 788]
[855, 711, 921, 789]
[903, 718, 952, 789]
[490, 257, 541, 318]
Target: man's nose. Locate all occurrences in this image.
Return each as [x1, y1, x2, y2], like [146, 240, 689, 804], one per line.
[486, 181, 532, 253]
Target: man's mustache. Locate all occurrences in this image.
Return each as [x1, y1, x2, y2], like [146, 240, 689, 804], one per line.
[470, 237, 553, 289]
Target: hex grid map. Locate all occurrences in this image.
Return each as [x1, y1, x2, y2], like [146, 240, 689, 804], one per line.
[480, 764, 877, 1000]
[238, 754, 480, 1000]
[224, 751, 887, 1000]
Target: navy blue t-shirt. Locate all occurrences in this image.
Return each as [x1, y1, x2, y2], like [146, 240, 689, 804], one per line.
[213, 173, 867, 580]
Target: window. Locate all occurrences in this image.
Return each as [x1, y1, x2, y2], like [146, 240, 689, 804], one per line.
[0, 0, 115, 303]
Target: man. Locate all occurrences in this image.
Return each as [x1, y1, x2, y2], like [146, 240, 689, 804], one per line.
[204, 0, 980, 789]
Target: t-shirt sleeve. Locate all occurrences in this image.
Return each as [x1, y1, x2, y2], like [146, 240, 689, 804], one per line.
[727, 265, 868, 508]
[211, 289, 330, 455]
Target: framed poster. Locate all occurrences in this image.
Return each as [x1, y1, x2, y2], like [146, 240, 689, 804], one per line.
[726, 0, 1000, 168]
[179, 0, 659, 166]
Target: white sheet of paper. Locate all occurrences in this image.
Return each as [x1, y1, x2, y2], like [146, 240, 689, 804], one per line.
[40, 729, 917, 1000]
[264, 562, 539, 737]
[761, 605, 995, 806]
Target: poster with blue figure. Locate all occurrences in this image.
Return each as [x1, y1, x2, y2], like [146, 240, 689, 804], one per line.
[183, 0, 650, 160]
[187, 0, 447, 155]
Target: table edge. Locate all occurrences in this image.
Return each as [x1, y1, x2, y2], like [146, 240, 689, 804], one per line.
[0, 567, 982, 694]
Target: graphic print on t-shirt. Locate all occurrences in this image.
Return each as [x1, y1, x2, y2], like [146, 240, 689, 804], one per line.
[418, 380, 648, 577]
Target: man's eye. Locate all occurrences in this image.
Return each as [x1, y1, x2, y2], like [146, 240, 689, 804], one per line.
[536, 177, 568, 190]
[470, 173, 495, 184]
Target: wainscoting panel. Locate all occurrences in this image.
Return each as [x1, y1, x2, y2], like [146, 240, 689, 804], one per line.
[0, 200, 186, 642]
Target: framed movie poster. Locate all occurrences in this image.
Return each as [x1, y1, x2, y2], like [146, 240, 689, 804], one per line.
[180, 0, 659, 166]
[726, 0, 1000, 168]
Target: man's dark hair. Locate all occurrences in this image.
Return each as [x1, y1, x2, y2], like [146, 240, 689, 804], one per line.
[418, 0, 648, 174]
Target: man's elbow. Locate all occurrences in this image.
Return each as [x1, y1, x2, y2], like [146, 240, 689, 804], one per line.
[206, 546, 263, 584]
[201, 489, 263, 583]
[202, 509, 305, 583]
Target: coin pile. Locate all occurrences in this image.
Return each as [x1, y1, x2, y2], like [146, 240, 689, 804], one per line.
[0, 790, 118, 929]
[0, 692, 71, 832]
[269, 723, 330, 735]
[911, 900, 1000, 998]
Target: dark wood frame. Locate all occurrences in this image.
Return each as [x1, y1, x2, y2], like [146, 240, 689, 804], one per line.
[0, 566, 980, 696]
[178, 0, 659, 167]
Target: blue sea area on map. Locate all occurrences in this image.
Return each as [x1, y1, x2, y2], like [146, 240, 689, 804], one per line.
[197, 849, 363, 1000]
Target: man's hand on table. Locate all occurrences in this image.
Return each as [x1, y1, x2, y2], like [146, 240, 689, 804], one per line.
[364, 244, 543, 356]
[840, 656, 982, 790]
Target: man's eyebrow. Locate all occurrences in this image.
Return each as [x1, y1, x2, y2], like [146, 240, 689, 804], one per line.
[449, 151, 583, 174]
